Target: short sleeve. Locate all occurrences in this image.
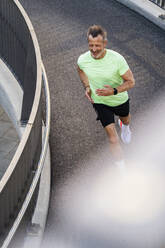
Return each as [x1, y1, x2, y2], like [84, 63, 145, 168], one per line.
[118, 55, 129, 76]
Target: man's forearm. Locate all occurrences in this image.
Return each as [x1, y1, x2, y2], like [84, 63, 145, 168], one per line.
[79, 74, 90, 89]
[77, 67, 90, 89]
[116, 79, 135, 93]
[96, 80, 134, 96]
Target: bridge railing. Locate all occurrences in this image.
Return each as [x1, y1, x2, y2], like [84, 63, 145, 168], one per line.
[149, 0, 165, 9]
[0, 0, 50, 246]
[0, 0, 39, 123]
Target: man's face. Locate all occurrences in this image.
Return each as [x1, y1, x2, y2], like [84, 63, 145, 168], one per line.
[88, 34, 107, 59]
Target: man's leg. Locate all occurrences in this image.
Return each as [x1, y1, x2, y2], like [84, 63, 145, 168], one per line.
[105, 123, 124, 162]
[93, 103, 126, 168]
[119, 114, 132, 144]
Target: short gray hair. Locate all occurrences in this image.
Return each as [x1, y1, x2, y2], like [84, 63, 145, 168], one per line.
[87, 25, 107, 40]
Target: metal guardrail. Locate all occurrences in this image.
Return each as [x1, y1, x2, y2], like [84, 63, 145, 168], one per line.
[0, 0, 50, 246]
[1, 62, 51, 248]
[0, 0, 38, 123]
[149, 0, 165, 9]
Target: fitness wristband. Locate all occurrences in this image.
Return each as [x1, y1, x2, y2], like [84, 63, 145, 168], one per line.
[113, 88, 118, 95]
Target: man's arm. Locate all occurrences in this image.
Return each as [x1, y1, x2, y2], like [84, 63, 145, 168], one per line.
[77, 66, 94, 103]
[77, 66, 90, 89]
[117, 69, 135, 93]
[96, 69, 135, 96]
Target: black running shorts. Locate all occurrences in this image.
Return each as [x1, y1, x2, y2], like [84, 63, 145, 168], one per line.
[93, 99, 130, 127]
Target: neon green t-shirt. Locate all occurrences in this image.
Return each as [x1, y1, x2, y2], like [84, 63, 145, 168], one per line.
[77, 49, 129, 107]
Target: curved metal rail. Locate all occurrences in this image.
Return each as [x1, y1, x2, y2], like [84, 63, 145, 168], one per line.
[1, 62, 51, 248]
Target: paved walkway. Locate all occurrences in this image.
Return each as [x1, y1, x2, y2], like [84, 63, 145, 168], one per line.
[0, 104, 19, 180]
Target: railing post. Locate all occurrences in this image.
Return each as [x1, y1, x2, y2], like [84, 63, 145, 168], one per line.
[162, 0, 165, 8]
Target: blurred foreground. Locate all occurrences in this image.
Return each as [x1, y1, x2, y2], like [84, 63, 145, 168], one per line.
[42, 97, 165, 248]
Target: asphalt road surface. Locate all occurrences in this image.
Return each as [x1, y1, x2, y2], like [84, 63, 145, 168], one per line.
[19, 0, 165, 247]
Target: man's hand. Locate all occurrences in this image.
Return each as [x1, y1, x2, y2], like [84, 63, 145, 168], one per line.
[85, 86, 94, 103]
[96, 85, 114, 96]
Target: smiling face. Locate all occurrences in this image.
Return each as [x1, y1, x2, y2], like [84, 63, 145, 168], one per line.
[88, 34, 107, 59]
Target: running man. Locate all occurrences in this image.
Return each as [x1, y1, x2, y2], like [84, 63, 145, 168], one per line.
[77, 25, 135, 169]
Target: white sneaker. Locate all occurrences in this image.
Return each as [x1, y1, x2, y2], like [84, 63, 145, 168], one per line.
[118, 119, 132, 144]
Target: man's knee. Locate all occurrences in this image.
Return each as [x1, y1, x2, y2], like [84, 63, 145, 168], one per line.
[105, 124, 119, 144]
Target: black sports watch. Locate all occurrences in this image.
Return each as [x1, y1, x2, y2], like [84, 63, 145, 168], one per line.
[113, 88, 118, 95]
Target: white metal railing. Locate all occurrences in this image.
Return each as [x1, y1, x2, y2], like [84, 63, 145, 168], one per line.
[1, 62, 51, 248]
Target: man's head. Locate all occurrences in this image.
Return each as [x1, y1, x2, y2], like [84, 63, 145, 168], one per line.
[87, 25, 107, 59]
